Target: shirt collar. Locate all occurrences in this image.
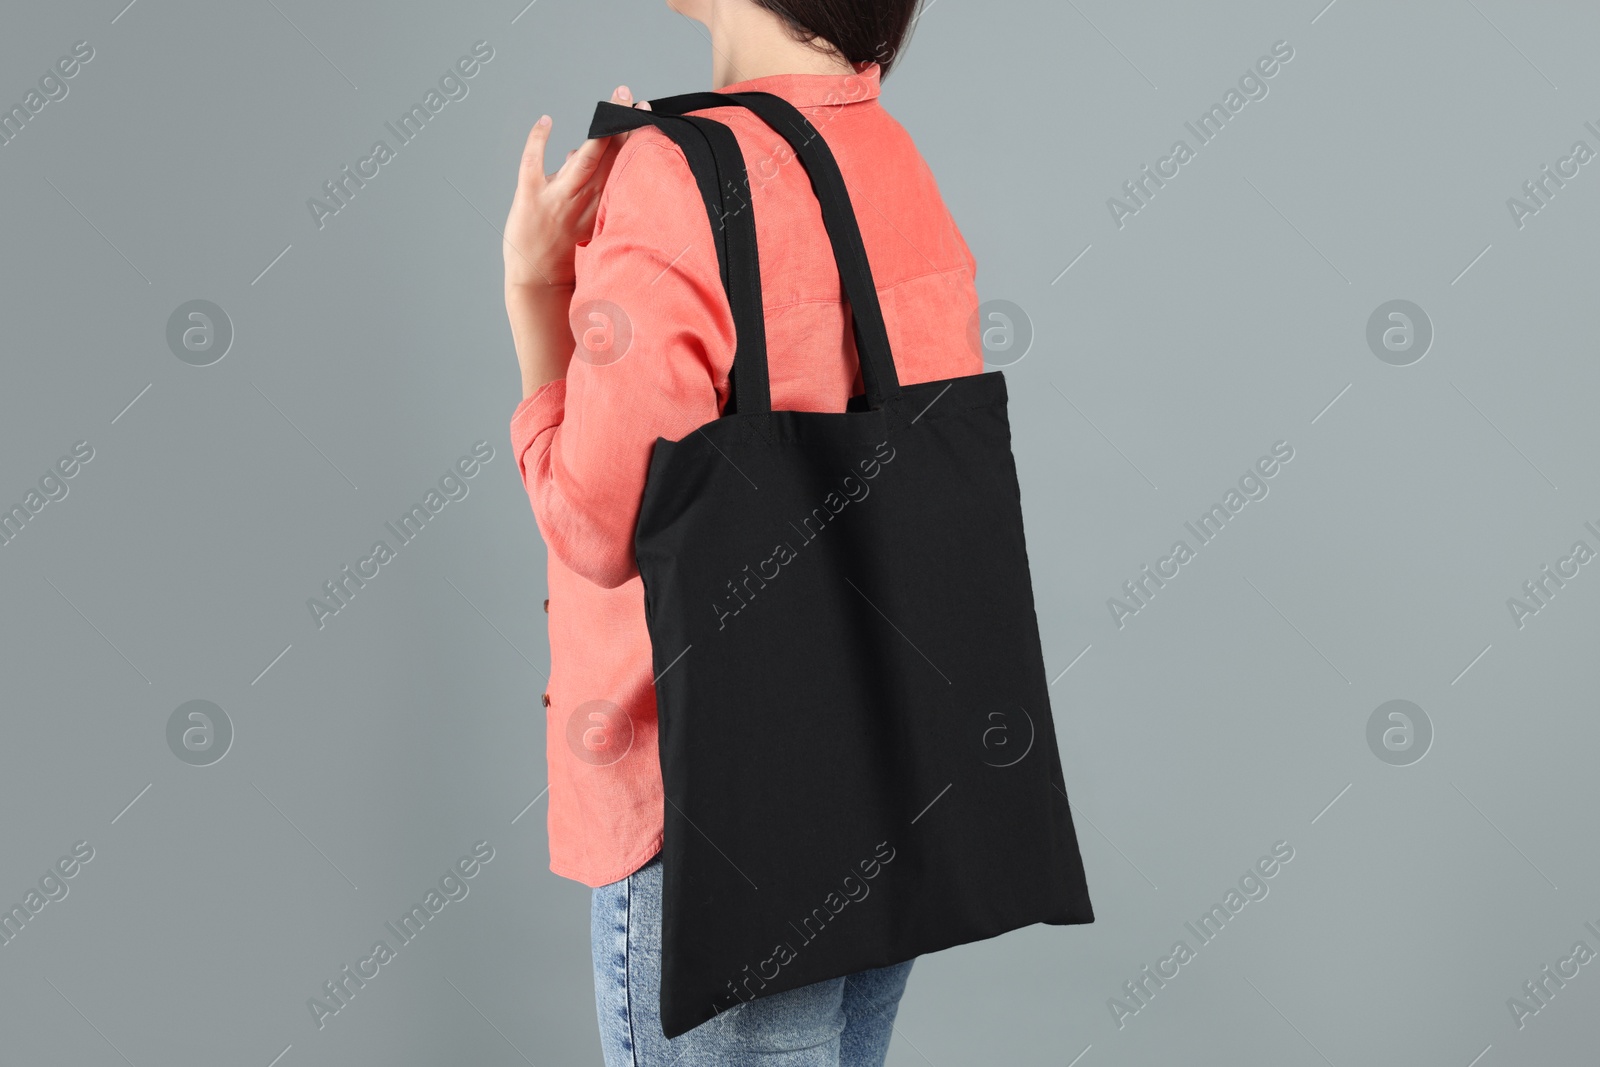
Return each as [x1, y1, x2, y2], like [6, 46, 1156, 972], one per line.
[714, 61, 881, 108]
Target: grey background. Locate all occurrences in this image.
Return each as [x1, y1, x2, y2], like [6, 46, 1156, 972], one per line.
[1, 0, 1596, 1063]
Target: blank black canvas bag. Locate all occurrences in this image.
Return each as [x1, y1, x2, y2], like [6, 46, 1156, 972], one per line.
[587, 91, 1094, 1040]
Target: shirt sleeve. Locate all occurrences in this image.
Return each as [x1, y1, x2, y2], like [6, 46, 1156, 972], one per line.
[509, 132, 733, 590]
[951, 213, 978, 281]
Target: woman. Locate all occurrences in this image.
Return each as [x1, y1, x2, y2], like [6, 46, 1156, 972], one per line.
[501, 0, 981, 1062]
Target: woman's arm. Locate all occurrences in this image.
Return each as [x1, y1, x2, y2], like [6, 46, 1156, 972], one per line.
[502, 87, 648, 397]
[505, 280, 576, 399]
[504, 109, 731, 589]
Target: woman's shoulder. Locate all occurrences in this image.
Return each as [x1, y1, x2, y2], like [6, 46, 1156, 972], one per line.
[608, 123, 693, 183]
[589, 124, 704, 231]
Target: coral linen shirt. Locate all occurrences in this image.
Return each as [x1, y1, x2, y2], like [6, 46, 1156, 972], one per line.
[509, 61, 982, 888]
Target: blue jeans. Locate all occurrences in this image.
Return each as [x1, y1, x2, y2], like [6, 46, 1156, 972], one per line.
[591, 851, 915, 1066]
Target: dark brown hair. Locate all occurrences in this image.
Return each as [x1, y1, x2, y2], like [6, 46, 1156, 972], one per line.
[751, 0, 924, 79]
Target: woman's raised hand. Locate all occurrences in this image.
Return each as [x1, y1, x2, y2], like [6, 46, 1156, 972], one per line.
[503, 85, 651, 291]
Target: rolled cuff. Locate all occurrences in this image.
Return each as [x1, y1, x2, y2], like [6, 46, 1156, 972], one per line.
[510, 378, 568, 485]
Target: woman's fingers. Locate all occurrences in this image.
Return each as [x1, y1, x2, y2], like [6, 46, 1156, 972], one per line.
[548, 85, 636, 198]
[613, 88, 651, 145]
[550, 135, 611, 195]
[587, 96, 650, 195]
[526, 86, 650, 194]
[517, 115, 553, 196]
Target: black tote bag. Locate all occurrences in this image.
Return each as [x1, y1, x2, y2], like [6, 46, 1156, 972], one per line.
[587, 91, 1094, 1040]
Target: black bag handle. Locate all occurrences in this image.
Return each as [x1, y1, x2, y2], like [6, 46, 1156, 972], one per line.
[649, 91, 904, 409]
[586, 104, 772, 415]
[591, 90, 904, 412]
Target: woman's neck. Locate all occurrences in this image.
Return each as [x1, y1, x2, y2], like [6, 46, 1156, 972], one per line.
[705, 1, 856, 88]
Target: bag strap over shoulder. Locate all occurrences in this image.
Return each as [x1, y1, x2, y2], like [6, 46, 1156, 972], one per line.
[588, 89, 903, 413]
[587, 104, 772, 415]
[647, 91, 902, 409]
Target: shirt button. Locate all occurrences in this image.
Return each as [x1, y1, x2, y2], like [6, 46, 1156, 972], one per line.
[541, 693, 551, 707]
